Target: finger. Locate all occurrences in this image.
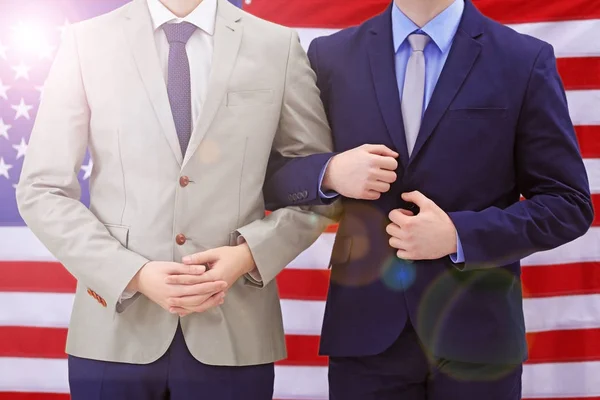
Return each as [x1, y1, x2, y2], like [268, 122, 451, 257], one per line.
[389, 237, 407, 250]
[372, 169, 397, 184]
[168, 263, 206, 276]
[370, 155, 399, 171]
[169, 306, 192, 316]
[168, 293, 215, 308]
[398, 209, 414, 217]
[364, 190, 382, 200]
[366, 181, 391, 193]
[165, 270, 220, 285]
[182, 249, 219, 266]
[364, 144, 399, 158]
[389, 209, 412, 226]
[385, 223, 403, 239]
[396, 249, 416, 261]
[191, 292, 226, 313]
[169, 281, 228, 297]
[401, 191, 433, 208]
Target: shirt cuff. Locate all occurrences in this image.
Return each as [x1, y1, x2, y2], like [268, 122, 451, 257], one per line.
[238, 235, 263, 283]
[119, 290, 136, 303]
[318, 158, 339, 199]
[449, 232, 465, 264]
[247, 268, 263, 283]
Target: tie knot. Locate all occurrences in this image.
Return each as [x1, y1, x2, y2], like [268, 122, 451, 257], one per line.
[408, 33, 430, 52]
[162, 21, 197, 45]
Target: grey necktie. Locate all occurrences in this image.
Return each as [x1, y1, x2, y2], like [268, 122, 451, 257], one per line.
[163, 22, 197, 156]
[401, 33, 431, 157]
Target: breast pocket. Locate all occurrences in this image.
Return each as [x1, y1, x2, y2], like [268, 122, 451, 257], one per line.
[446, 107, 508, 120]
[227, 89, 274, 107]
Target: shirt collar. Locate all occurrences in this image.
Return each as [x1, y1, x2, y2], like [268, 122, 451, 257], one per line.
[392, 0, 464, 54]
[147, 0, 217, 36]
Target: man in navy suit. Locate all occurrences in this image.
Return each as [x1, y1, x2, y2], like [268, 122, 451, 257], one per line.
[264, 0, 594, 398]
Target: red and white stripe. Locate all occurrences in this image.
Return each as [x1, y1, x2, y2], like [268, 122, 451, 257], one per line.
[2, 0, 599, 399]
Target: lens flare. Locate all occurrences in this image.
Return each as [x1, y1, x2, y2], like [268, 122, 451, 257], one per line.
[11, 20, 50, 58]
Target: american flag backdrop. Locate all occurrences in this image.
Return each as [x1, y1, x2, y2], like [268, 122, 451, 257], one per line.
[1, 0, 600, 399]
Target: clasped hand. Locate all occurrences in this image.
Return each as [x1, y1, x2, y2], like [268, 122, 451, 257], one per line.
[386, 191, 458, 260]
[132, 243, 256, 317]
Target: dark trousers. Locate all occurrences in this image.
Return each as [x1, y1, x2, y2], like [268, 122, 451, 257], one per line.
[329, 323, 522, 400]
[68, 325, 274, 400]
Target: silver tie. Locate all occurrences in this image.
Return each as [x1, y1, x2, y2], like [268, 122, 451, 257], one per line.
[401, 33, 431, 157]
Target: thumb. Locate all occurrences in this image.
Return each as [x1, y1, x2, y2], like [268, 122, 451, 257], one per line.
[182, 249, 219, 266]
[401, 191, 432, 208]
[365, 144, 399, 158]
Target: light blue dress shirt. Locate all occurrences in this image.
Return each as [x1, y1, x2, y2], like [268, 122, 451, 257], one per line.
[392, 0, 466, 263]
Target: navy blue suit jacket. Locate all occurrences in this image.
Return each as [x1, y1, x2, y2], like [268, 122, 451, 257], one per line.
[264, 1, 593, 364]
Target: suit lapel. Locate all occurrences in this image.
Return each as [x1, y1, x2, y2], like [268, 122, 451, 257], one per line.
[408, 0, 484, 165]
[367, 8, 410, 168]
[122, 0, 183, 166]
[182, 0, 242, 168]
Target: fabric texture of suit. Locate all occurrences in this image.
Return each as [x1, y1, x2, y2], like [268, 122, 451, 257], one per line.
[263, 0, 593, 365]
[16, 0, 339, 366]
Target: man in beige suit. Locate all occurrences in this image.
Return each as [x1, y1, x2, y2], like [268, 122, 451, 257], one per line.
[15, 0, 350, 398]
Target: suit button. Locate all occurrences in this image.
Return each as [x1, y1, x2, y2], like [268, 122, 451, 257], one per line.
[288, 194, 294, 201]
[302, 190, 308, 198]
[292, 194, 298, 201]
[176, 234, 187, 245]
[179, 176, 190, 187]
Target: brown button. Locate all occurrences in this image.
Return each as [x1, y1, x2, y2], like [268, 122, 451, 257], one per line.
[176, 234, 187, 245]
[179, 176, 190, 187]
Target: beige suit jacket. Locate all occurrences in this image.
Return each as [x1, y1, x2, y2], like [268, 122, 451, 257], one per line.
[16, 0, 339, 366]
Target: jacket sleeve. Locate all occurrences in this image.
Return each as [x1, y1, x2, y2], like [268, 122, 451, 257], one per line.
[448, 43, 594, 270]
[238, 31, 342, 287]
[262, 37, 337, 211]
[15, 27, 149, 313]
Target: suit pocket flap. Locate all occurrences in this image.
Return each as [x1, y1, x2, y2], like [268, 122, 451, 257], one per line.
[227, 90, 274, 107]
[446, 107, 507, 119]
[329, 236, 353, 267]
[104, 224, 129, 248]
